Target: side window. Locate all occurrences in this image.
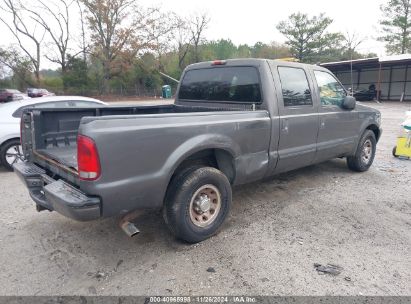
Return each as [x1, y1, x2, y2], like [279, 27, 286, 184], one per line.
[34, 102, 62, 108]
[278, 67, 312, 107]
[71, 101, 100, 107]
[314, 71, 346, 106]
[36, 101, 97, 107]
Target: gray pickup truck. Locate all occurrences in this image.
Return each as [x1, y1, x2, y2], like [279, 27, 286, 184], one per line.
[14, 59, 381, 243]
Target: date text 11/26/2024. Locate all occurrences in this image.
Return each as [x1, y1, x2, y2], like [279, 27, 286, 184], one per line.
[148, 296, 257, 303]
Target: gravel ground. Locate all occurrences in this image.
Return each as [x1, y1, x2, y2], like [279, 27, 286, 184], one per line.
[0, 102, 410, 296]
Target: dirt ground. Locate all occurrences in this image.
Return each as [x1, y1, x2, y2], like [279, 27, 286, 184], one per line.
[0, 102, 410, 296]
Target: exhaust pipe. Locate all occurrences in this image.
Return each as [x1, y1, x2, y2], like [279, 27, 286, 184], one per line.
[120, 221, 140, 237]
[119, 210, 142, 237]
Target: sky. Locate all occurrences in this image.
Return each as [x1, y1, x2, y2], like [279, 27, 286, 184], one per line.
[141, 0, 387, 55]
[1, 0, 388, 70]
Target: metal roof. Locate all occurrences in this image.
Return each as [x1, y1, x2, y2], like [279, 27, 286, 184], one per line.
[379, 54, 411, 62]
[321, 54, 411, 69]
[321, 57, 379, 67]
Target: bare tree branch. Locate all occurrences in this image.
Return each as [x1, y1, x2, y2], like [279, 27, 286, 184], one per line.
[189, 13, 210, 62]
[76, 0, 89, 63]
[24, 0, 73, 81]
[173, 16, 194, 69]
[0, 0, 44, 84]
[344, 31, 366, 53]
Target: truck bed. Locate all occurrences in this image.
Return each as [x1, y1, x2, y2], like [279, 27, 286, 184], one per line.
[37, 146, 77, 169]
[23, 103, 257, 177]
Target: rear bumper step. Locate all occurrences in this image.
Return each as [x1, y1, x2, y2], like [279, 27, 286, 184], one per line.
[14, 162, 101, 221]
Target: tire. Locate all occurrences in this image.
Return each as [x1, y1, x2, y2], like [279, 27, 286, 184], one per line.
[6, 96, 12, 102]
[0, 139, 24, 171]
[392, 146, 398, 158]
[163, 166, 232, 243]
[347, 130, 376, 172]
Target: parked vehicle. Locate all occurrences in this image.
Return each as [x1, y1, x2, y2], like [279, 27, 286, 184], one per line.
[27, 88, 55, 98]
[14, 59, 382, 243]
[0, 96, 106, 171]
[350, 84, 377, 101]
[26, 88, 37, 98]
[0, 89, 28, 103]
[354, 89, 376, 101]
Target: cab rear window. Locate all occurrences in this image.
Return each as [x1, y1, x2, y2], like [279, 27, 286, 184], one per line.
[178, 66, 261, 103]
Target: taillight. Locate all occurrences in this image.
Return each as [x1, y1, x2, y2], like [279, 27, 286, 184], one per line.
[20, 116, 23, 146]
[77, 135, 101, 181]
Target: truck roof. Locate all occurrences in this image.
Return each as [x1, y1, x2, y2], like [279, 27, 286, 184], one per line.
[185, 58, 330, 72]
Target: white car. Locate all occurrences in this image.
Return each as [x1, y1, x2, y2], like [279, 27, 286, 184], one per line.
[0, 96, 106, 171]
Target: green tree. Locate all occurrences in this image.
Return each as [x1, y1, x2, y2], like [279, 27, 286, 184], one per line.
[316, 32, 345, 62]
[0, 46, 34, 88]
[63, 56, 89, 94]
[210, 39, 237, 59]
[251, 41, 291, 59]
[81, 0, 171, 94]
[237, 44, 252, 58]
[276, 12, 342, 62]
[379, 0, 411, 54]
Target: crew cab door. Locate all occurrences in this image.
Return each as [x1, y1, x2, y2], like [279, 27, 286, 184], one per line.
[311, 70, 359, 163]
[272, 65, 320, 174]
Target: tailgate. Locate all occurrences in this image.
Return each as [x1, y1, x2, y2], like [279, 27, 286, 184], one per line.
[21, 109, 86, 184]
[13, 162, 101, 221]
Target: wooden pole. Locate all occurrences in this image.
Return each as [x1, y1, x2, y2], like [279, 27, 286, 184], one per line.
[377, 63, 382, 101]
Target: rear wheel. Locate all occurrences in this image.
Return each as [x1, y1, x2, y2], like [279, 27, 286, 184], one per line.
[347, 130, 376, 172]
[163, 166, 232, 243]
[0, 139, 24, 171]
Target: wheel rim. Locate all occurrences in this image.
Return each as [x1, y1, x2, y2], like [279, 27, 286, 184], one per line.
[5, 144, 24, 166]
[189, 184, 221, 228]
[361, 139, 373, 164]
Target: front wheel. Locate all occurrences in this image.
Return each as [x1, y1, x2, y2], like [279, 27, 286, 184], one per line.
[0, 139, 25, 171]
[163, 167, 232, 243]
[347, 130, 376, 172]
[392, 146, 399, 158]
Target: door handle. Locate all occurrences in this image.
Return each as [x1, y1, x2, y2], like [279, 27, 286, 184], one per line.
[320, 118, 325, 129]
[281, 119, 289, 133]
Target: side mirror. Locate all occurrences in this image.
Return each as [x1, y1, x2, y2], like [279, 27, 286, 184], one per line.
[342, 95, 356, 110]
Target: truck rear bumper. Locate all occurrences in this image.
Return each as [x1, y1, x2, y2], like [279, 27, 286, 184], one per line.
[14, 162, 101, 221]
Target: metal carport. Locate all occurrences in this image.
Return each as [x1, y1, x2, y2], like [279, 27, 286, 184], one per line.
[321, 54, 411, 101]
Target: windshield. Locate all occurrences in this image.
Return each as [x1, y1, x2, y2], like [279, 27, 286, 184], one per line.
[178, 66, 261, 103]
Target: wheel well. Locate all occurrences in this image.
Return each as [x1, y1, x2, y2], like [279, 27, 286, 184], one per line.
[366, 124, 380, 142]
[171, 149, 235, 184]
[0, 137, 21, 166]
[0, 137, 20, 149]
